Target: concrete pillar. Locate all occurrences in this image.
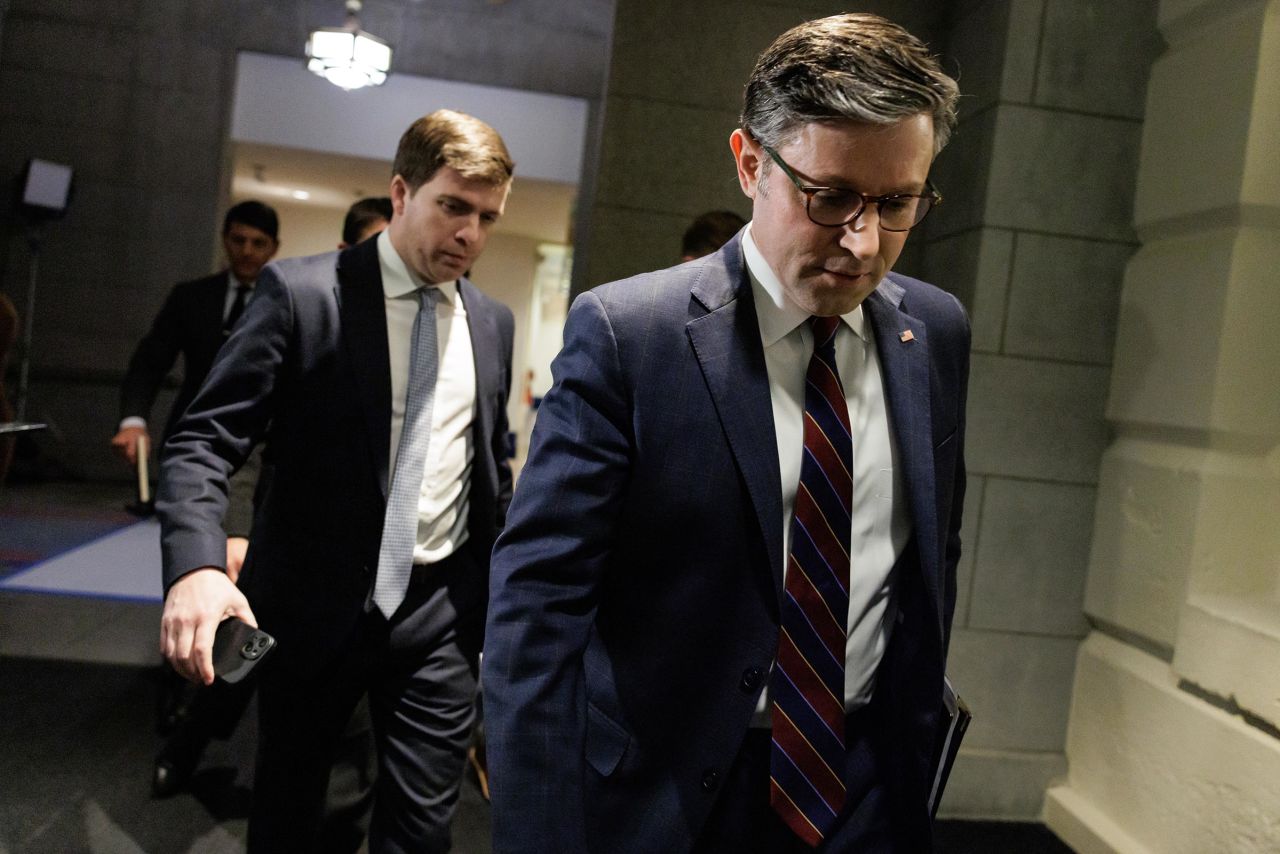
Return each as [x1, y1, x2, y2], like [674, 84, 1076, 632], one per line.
[920, 0, 1160, 818]
[1045, 1, 1280, 851]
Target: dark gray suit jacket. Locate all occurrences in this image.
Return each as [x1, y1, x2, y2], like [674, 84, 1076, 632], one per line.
[157, 238, 514, 675]
[120, 271, 231, 439]
[483, 235, 969, 852]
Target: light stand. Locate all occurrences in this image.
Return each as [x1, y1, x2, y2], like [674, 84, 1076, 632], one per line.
[1, 159, 74, 480]
[14, 221, 42, 422]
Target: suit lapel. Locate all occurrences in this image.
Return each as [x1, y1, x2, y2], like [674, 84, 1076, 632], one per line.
[200, 273, 229, 338]
[686, 240, 785, 601]
[864, 279, 943, 636]
[336, 240, 393, 499]
[458, 278, 500, 493]
[458, 278, 500, 417]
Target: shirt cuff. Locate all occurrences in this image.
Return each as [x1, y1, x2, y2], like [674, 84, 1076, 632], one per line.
[118, 417, 147, 431]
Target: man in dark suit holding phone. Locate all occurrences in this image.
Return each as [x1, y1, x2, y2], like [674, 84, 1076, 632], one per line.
[484, 14, 967, 853]
[150, 200, 398, 854]
[156, 110, 516, 853]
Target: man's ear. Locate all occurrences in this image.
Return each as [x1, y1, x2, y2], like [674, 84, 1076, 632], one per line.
[729, 129, 761, 200]
[389, 174, 410, 216]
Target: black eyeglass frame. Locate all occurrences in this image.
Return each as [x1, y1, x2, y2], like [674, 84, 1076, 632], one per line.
[759, 142, 942, 232]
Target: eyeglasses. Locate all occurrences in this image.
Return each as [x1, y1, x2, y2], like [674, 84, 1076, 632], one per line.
[760, 143, 941, 232]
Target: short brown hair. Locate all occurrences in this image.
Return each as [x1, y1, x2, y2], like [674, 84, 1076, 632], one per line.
[393, 109, 515, 190]
[742, 13, 959, 156]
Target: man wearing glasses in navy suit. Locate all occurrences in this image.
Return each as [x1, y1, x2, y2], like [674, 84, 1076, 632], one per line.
[484, 13, 969, 853]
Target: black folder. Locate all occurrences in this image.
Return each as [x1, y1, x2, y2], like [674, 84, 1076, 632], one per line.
[927, 675, 972, 818]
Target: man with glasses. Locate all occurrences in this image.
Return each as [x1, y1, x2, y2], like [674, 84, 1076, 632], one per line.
[485, 13, 968, 854]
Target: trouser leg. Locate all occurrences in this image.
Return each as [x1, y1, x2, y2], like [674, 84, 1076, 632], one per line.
[153, 676, 257, 793]
[320, 694, 379, 854]
[367, 550, 484, 854]
[248, 662, 365, 854]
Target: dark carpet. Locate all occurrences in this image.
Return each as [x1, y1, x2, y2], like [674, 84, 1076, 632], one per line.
[0, 657, 1073, 853]
[0, 504, 136, 580]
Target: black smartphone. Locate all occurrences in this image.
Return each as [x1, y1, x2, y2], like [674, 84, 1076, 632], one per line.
[212, 617, 276, 684]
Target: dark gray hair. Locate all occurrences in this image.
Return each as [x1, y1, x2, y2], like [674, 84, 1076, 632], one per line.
[742, 13, 959, 156]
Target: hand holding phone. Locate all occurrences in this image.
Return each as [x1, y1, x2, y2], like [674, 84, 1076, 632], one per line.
[212, 617, 276, 684]
[160, 567, 256, 685]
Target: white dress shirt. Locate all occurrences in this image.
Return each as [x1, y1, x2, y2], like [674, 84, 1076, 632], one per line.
[377, 230, 476, 564]
[742, 224, 912, 721]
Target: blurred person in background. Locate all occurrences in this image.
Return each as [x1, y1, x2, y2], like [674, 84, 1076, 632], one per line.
[681, 209, 746, 261]
[111, 201, 280, 472]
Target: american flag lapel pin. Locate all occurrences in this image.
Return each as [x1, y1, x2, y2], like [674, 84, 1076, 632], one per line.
[899, 329, 915, 343]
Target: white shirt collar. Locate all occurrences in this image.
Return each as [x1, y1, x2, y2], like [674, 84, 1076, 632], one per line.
[377, 230, 459, 306]
[741, 222, 868, 347]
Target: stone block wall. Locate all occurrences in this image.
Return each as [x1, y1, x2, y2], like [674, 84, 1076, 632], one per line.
[919, 0, 1161, 818]
[1046, 1, 1280, 849]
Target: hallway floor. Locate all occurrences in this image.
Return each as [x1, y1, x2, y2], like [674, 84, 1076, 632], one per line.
[0, 478, 1074, 853]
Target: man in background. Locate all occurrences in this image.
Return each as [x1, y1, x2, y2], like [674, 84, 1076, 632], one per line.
[681, 209, 746, 261]
[157, 110, 516, 852]
[111, 201, 279, 469]
[111, 200, 279, 734]
[341, 196, 393, 249]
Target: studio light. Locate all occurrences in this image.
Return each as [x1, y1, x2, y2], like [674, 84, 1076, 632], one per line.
[306, 0, 392, 91]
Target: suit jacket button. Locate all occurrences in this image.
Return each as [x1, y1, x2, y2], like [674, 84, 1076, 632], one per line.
[740, 667, 763, 692]
[701, 769, 720, 791]
[361, 565, 371, 577]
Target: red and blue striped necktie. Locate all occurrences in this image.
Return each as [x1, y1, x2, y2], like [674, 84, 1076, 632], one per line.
[770, 315, 852, 847]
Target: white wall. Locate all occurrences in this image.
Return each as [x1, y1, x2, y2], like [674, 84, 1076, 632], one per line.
[467, 233, 543, 432]
[268, 200, 351, 260]
[231, 52, 589, 185]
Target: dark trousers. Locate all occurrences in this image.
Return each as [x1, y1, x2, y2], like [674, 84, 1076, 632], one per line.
[248, 549, 485, 854]
[695, 707, 896, 854]
[157, 634, 376, 853]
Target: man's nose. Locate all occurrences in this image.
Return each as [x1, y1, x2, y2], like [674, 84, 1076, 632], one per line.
[838, 207, 880, 259]
[456, 214, 482, 245]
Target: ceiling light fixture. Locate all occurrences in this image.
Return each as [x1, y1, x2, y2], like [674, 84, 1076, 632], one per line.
[306, 0, 392, 91]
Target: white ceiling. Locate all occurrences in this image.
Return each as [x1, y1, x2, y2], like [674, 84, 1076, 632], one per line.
[231, 140, 577, 245]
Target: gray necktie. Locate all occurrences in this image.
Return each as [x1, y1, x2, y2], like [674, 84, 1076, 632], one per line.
[373, 287, 441, 618]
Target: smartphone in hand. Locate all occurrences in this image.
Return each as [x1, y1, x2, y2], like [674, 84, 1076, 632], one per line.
[212, 617, 276, 684]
